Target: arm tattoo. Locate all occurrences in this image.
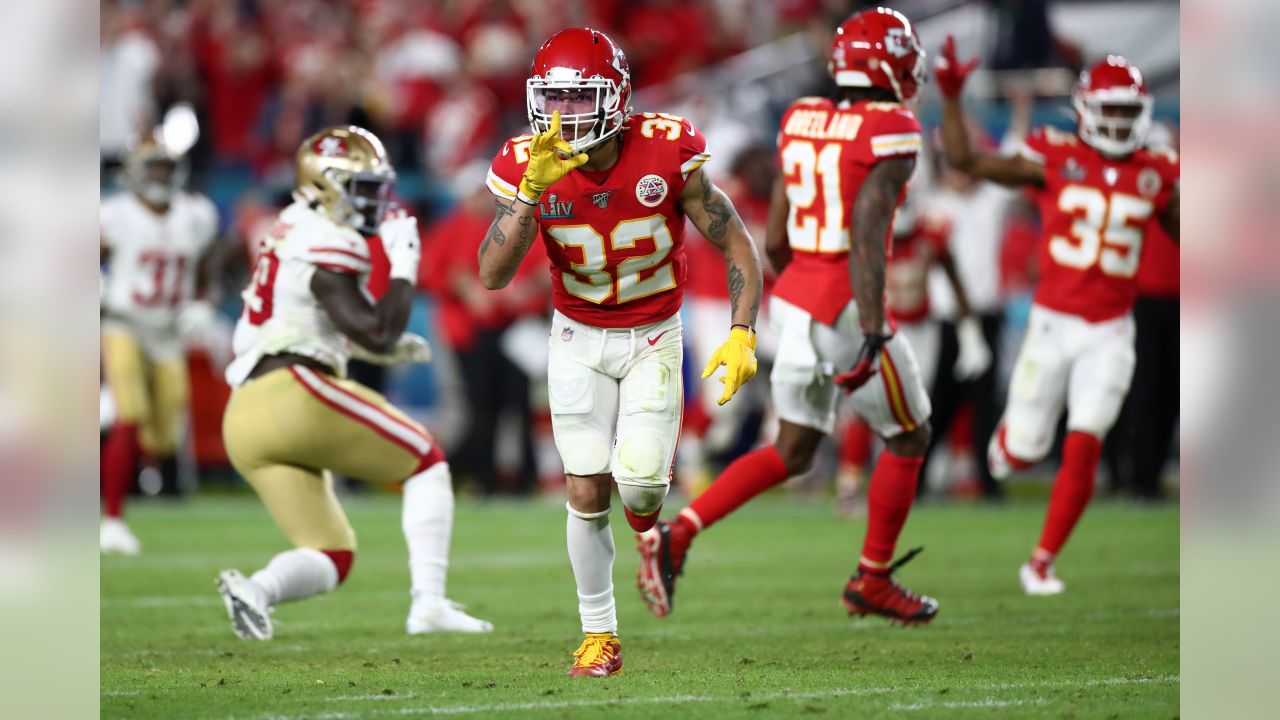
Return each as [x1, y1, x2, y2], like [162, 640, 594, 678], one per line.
[850, 156, 915, 333]
[727, 260, 745, 320]
[700, 172, 740, 243]
[481, 199, 515, 256]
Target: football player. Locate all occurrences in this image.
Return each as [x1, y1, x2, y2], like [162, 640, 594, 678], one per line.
[837, 197, 991, 512]
[935, 39, 1179, 594]
[636, 7, 940, 626]
[215, 126, 491, 639]
[100, 135, 222, 554]
[481, 28, 764, 677]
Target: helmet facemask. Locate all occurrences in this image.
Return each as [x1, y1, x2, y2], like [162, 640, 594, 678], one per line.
[127, 149, 188, 206]
[1074, 89, 1153, 157]
[316, 168, 395, 233]
[527, 70, 626, 153]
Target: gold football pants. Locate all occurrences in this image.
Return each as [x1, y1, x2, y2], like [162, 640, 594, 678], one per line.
[222, 365, 439, 550]
[101, 329, 188, 456]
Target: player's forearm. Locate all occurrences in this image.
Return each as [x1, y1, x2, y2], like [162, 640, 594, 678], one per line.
[940, 254, 974, 318]
[352, 279, 415, 353]
[939, 97, 977, 173]
[848, 233, 886, 333]
[722, 232, 763, 329]
[478, 197, 538, 290]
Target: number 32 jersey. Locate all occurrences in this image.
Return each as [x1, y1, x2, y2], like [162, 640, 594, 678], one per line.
[1019, 126, 1179, 322]
[486, 113, 710, 328]
[771, 97, 921, 326]
[225, 201, 374, 386]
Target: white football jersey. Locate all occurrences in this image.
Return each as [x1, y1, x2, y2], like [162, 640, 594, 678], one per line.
[100, 191, 219, 340]
[225, 201, 374, 386]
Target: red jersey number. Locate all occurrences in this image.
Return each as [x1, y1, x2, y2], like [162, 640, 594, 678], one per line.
[131, 251, 188, 307]
[547, 216, 676, 305]
[244, 222, 288, 325]
[1049, 185, 1153, 279]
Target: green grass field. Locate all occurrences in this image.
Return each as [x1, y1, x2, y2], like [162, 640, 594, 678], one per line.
[101, 492, 1178, 719]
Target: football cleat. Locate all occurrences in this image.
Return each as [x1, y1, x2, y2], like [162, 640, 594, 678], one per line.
[567, 633, 622, 677]
[407, 598, 494, 634]
[842, 547, 939, 625]
[99, 518, 141, 555]
[1020, 561, 1066, 596]
[636, 520, 689, 618]
[216, 569, 273, 640]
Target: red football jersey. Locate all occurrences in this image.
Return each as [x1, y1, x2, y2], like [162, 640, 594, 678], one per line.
[486, 112, 710, 328]
[1020, 127, 1179, 321]
[886, 220, 949, 324]
[771, 97, 921, 326]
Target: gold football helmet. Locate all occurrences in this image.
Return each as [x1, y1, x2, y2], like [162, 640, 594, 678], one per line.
[123, 134, 188, 206]
[295, 126, 397, 232]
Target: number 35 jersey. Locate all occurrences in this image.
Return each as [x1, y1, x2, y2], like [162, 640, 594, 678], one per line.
[1019, 126, 1179, 322]
[486, 113, 710, 329]
[771, 97, 921, 327]
[225, 201, 374, 386]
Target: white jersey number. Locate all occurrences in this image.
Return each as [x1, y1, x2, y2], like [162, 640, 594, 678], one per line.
[782, 140, 850, 253]
[1049, 185, 1153, 278]
[547, 215, 676, 305]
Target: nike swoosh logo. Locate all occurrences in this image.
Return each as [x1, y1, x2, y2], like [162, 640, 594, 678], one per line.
[647, 331, 669, 346]
[502, 145, 510, 156]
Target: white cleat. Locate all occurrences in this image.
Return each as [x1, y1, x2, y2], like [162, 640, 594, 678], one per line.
[407, 599, 493, 634]
[217, 569, 273, 640]
[1020, 562, 1066, 596]
[100, 518, 141, 555]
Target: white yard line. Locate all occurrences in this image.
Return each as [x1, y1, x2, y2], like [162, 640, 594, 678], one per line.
[195, 674, 1177, 720]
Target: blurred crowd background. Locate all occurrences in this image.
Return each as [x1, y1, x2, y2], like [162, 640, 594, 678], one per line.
[99, 0, 1180, 504]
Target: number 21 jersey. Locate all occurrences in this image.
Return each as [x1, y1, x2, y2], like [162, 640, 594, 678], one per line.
[486, 112, 709, 329]
[772, 97, 922, 326]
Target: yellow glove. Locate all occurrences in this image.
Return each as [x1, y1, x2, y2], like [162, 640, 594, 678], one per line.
[702, 326, 758, 406]
[517, 111, 590, 204]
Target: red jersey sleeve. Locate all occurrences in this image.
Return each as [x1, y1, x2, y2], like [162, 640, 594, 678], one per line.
[676, 116, 710, 181]
[865, 104, 922, 160]
[1018, 125, 1081, 167]
[486, 134, 533, 201]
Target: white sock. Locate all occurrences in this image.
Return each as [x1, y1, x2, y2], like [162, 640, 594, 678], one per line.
[250, 548, 338, 606]
[403, 461, 454, 607]
[566, 506, 616, 634]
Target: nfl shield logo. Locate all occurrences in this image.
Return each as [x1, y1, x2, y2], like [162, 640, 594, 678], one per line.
[561, 327, 574, 342]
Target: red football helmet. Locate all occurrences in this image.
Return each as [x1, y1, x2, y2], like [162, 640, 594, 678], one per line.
[526, 28, 632, 153]
[828, 7, 926, 102]
[1073, 55, 1153, 157]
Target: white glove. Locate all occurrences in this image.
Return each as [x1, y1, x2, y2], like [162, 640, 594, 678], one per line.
[350, 332, 432, 366]
[954, 316, 992, 380]
[177, 300, 219, 341]
[178, 300, 234, 370]
[380, 210, 421, 282]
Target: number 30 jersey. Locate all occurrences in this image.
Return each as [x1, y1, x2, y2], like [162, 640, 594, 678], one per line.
[486, 112, 710, 328]
[1019, 126, 1179, 322]
[225, 201, 374, 386]
[771, 97, 921, 326]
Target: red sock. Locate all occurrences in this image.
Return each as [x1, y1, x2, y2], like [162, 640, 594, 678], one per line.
[1034, 431, 1102, 566]
[625, 504, 662, 532]
[839, 418, 873, 467]
[321, 549, 355, 584]
[678, 446, 788, 535]
[102, 423, 139, 519]
[858, 450, 924, 573]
